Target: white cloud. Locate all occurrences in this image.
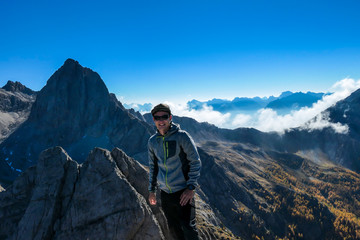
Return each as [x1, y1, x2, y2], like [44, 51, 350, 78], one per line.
[162, 78, 359, 134]
[232, 114, 252, 126]
[301, 112, 349, 134]
[165, 102, 231, 127]
[229, 78, 359, 133]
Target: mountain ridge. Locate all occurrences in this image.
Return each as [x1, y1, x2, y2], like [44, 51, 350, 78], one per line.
[266, 92, 324, 110]
[186, 91, 325, 114]
[2, 80, 36, 96]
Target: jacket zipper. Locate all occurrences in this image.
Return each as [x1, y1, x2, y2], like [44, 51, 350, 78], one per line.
[163, 136, 172, 193]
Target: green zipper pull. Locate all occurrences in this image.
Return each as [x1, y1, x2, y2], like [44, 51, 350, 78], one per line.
[162, 136, 172, 193]
[166, 141, 169, 157]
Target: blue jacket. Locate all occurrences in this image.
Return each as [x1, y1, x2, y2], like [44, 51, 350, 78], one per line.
[148, 122, 201, 193]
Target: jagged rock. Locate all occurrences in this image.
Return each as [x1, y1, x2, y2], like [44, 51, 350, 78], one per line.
[111, 148, 172, 239]
[2, 81, 36, 96]
[14, 147, 77, 240]
[56, 148, 164, 240]
[0, 147, 165, 240]
[127, 108, 146, 122]
[0, 89, 34, 113]
[0, 165, 36, 240]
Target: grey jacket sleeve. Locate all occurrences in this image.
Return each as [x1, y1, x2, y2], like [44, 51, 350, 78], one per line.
[181, 132, 202, 188]
[148, 139, 158, 192]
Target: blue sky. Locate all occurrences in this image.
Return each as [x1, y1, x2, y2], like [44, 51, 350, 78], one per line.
[1, 0, 360, 104]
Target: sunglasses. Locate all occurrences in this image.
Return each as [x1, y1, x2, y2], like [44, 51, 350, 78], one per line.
[154, 114, 170, 121]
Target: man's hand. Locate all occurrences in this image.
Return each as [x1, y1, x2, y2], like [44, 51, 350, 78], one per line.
[180, 189, 195, 206]
[149, 192, 157, 205]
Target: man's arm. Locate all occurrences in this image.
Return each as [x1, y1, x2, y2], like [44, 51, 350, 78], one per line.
[181, 132, 202, 189]
[148, 140, 159, 193]
[179, 132, 201, 206]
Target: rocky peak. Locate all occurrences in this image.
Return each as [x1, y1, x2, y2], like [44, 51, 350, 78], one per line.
[2, 80, 36, 95]
[63, 58, 80, 67]
[0, 59, 153, 185]
[23, 58, 116, 153]
[29, 59, 110, 125]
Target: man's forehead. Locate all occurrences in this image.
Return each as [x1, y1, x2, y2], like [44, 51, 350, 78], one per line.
[154, 111, 169, 116]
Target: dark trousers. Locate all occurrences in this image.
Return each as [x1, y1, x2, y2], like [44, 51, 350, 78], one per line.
[161, 189, 199, 240]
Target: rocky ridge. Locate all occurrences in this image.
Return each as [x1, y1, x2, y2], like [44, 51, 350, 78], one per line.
[2, 81, 36, 96]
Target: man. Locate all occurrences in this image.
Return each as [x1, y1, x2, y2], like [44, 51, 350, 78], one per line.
[148, 103, 201, 240]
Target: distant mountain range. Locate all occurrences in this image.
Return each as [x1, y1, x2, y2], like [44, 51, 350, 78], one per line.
[187, 91, 326, 114]
[1, 59, 360, 239]
[123, 102, 152, 113]
[124, 90, 326, 116]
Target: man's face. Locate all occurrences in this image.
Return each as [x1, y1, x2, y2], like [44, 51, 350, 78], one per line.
[153, 111, 172, 135]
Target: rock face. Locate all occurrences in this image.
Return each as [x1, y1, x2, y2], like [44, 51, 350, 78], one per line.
[0, 147, 165, 240]
[0, 59, 154, 185]
[0, 81, 36, 142]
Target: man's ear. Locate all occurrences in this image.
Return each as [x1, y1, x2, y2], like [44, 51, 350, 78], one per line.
[169, 115, 172, 121]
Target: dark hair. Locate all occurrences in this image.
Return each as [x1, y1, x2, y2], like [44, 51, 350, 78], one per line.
[151, 103, 171, 116]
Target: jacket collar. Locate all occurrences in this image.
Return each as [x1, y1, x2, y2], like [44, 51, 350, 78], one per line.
[156, 122, 180, 137]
